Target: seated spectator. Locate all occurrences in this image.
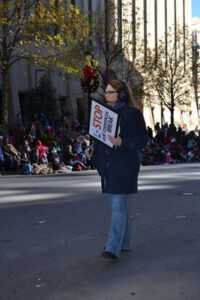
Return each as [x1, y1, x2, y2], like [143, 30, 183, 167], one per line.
[31, 144, 53, 175]
[63, 144, 75, 165]
[25, 133, 34, 148]
[165, 151, 173, 164]
[63, 144, 87, 170]
[19, 137, 31, 159]
[39, 153, 49, 165]
[30, 148, 40, 164]
[73, 139, 82, 153]
[79, 140, 94, 169]
[147, 126, 153, 140]
[20, 152, 32, 175]
[2, 136, 21, 172]
[47, 143, 58, 164]
[48, 128, 56, 136]
[35, 139, 47, 159]
[187, 131, 195, 149]
[48, 153, 70, 173]
[51, 154, 61, 171]
[8, 129, 16, 146]
[180, 149, 187, 161]
[72, 120, 80, 131]
[51, 140, 61, 155]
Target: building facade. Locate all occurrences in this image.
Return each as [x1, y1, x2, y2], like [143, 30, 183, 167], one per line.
[132, 0, 198, 129]
[0, 0, 198, 130]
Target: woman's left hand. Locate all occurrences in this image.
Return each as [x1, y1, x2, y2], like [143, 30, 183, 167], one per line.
[108, 135, 122, 147]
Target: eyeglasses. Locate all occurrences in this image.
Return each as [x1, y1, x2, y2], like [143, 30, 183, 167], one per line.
[104, 91, 117, 95]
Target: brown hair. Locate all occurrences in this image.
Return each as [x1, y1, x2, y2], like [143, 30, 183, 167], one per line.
[107, 79, 138, 109]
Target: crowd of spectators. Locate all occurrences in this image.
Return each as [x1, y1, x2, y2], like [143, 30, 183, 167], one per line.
[0, 115, 200, 175]
[141, 123, 200, 165]
[0, 114, 95, 175]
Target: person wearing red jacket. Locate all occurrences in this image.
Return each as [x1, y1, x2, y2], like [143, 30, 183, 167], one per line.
[35, 140, 47, 159]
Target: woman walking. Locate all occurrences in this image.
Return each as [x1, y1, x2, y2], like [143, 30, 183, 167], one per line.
[92, 79, 148, 259]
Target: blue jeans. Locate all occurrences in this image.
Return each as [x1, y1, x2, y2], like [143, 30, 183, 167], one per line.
[21, 164, 33, 174]
[105, 194, 131, 257]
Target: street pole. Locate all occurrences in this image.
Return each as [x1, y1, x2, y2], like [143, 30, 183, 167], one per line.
[88, 89, 91, 125]
[121, 0, 126, 81]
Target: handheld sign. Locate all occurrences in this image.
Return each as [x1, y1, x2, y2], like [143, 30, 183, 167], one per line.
[89, 99, 120, 148]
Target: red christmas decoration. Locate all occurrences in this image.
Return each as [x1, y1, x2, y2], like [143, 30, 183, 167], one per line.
[81, 64, 100, 93]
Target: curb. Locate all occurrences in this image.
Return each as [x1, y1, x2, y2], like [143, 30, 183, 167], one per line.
[0, 170, 98, 178]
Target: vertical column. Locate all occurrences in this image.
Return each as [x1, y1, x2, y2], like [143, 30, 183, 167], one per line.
[166, 0, 175, 62]
[88, 0, 92, 45]
[185, 0, 192, 29]
[157, 0, 165, 40]
[92, 0, 101, 11]
[167, 0, 175, 28]
[121, 0, 126, 80]
[104, 0, 109, 62]
[82, 0, 87, 12]
[165, 0, 168, 65]
[117, 0, 123, 79]
[176, 0, 184, 60]
[118, 0, 122, 46]
[183, 0, 185, 30]
[174, 0, 177, 59]
[147, 0, 155, 49]
[143, 0, 147, 63]
[75, 0, 84, 10]
[88, 0, 92, 22]
[88, 0, 92, 12]
[183, 0, 186, 64]
[132, 0, 136, 59]
[154, 0, 158, 62]
[135, 0, 144, 58]
[176, 0, 183, 25]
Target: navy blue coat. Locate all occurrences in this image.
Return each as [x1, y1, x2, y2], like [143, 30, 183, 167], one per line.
[93, 103, 148, 194]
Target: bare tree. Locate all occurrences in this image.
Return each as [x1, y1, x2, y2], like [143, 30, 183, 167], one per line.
[136, 25, 193, 125]
[91, 2, 140, 90]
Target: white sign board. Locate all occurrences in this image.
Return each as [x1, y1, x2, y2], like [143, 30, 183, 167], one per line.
[89, 99, 120, 148]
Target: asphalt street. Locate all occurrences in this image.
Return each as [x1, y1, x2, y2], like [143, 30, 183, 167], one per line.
[0, 163, 200, 300]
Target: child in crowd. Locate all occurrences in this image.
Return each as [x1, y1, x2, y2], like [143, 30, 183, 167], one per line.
[20, 152, 32, 175]
[39, 153, 48, 165]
